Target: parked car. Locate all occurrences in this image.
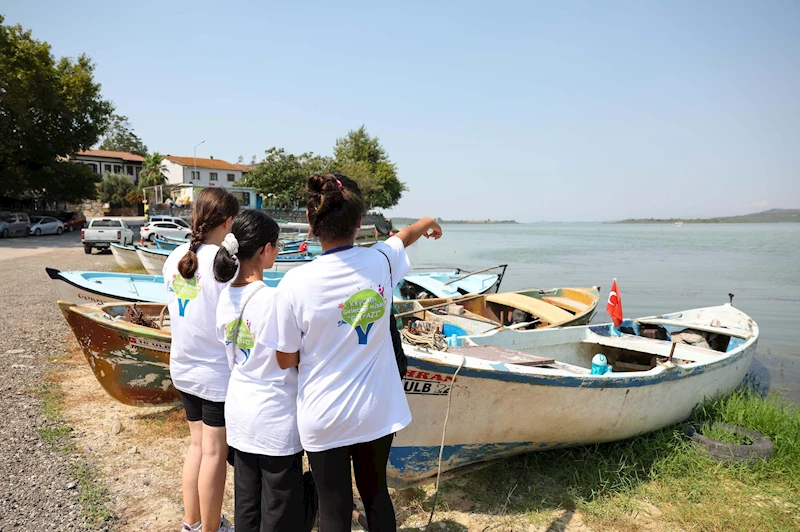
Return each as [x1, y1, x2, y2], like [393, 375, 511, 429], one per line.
[148, 215, 190, 228]
[81, 218, 135, 254]
[57, 211, 86, 232]
[140, 221, 192, 242]
[0, 212, 31, 238]
[29, 216, 65, 236]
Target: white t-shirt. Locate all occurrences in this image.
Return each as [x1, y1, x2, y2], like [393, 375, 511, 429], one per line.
[216, 282, 302, 456]
[164, 243, 231, 402]
[268, 236, 412, 452]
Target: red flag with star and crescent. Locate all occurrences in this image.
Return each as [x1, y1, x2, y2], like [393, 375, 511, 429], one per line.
[606, 278, 623, 328]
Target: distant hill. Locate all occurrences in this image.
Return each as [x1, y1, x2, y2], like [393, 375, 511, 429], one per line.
[617, 209, 800, 224]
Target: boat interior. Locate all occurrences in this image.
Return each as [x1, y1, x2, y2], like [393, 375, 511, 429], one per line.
[462, 318, 748, 375]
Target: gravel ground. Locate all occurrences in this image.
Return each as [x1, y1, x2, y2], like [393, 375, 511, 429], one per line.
[0, 233, 116, 531]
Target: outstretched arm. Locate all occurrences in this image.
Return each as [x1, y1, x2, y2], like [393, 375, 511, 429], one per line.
[395, 217, 443, 248]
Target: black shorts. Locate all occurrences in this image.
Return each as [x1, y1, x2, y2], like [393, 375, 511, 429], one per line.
[179, 390, 226, 427]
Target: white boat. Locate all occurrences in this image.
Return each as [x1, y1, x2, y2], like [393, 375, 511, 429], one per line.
[110, 243, 143, 270]
[388, 304, 758, 487]
[136, 246, 169, 275]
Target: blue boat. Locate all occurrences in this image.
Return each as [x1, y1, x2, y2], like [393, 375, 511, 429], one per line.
[154, 238, 180, 251]
[395, 265, 508, 300]
[47, 268, 285, 305]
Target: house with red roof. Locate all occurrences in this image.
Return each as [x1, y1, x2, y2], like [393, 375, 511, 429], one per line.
[70, 150, 145, 182]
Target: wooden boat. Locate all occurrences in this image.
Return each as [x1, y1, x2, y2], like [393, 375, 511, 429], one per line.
[47, 268, 285, 305]
[58, 301, 178, 407]
[280, 222, 376, 240]
[395, 265, 508, 300]
[161, 235, 189, 244]
[136, 246, 169, 275]
[395, 287, 600, 335]
[389, 303, 759, 487]
[110, 243, 143, 270]
[59, 298, 759, 487]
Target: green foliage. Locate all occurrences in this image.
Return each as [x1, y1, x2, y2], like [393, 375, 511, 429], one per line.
[98, 173, 136, 207]
[139, 152, 168, 188]
[333, 126, 407, 209]
[0, 16, 113, 203]
[98, 114, 147, 156]
[241, 148, 335, 208]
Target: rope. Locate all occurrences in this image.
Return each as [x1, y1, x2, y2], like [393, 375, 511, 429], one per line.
[401, 328, 447, 351]
[425, 354, 466, 530]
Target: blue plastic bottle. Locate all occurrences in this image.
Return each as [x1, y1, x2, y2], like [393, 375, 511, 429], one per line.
[591, 353, 613, 375]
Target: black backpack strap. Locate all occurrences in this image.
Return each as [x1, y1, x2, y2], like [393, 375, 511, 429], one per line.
[375, 248, 392, 286]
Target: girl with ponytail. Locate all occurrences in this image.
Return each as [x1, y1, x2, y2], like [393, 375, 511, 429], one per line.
[269, 173, 443, 532]
[162, 187, 239, 532]
[214, 210, 317, 532]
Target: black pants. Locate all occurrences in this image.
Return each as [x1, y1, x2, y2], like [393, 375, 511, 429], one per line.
[234, 450, 306, 532]
[306, 433, 396, 532]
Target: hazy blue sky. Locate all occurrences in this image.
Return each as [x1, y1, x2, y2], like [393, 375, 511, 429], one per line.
[4, 1, 799, 221]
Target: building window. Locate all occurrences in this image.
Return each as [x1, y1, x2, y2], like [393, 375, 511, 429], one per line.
[135, 167, 141, 177]
[210, 172, 217, 181]
[104, 164, 111, 173]
[227, 173, 235, 182]
[113, 164, 122, 174]
[191, 171, 200, 180]
[88, 163, 98, 174]
[127, 166, 134, 175]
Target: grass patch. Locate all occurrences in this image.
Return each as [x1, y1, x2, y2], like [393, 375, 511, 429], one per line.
[443, 387, 800, 531]
[34, 376, 116, 527]
[701, 423, 752, 445]
[133, 406, 189, 440]
[68, 463, 115, 526]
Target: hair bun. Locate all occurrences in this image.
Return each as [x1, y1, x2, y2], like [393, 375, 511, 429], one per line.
[307, 174, 327, 194]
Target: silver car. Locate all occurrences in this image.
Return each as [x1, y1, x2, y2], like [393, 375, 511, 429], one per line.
[0, 212, 31, 238]
[29, 216, 65, 236]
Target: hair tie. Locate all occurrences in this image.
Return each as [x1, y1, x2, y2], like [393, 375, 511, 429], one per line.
[221, 233, 239, 256]
[336, 179, 343, 190]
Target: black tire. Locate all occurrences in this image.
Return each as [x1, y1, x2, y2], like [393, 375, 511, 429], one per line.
[148, 233, 155, 242]
[84, 245, 92, 255]
[684, 422, 773, 464]
[34, 228, 41, 236]
[1, 228, 7, 238]
[57, 226, 63, 235]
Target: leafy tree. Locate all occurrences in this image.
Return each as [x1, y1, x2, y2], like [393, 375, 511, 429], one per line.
[139, 152, 168, 187]
[125, 188, 144, 207]
[98, 174, 136, 207]
[98, 114, 148, 156]
[241, 148, 334, 208]
[0, 16, 113, 203]
[333, 126, 406, 209]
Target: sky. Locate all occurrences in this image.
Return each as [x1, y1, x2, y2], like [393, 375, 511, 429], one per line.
[3, 0, 799, 222]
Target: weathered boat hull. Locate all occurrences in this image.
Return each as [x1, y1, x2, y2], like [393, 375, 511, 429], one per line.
[59, 301, 179, 407]
[110, 243, 143, 270]
[388, 305, 758, 487]
[136, 247, 169, 275]
[154, 238, 180, 251]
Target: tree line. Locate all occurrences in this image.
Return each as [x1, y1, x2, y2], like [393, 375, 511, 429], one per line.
[0, 16, 406, 210]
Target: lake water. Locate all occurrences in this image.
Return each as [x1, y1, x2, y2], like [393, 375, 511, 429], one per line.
[404, 222, 800, 403]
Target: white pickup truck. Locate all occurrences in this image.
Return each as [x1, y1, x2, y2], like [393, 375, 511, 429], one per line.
[81, 218, 135, 254]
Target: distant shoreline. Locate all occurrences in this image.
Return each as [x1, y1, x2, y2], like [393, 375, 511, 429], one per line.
[615, 208, 799, 224]
[390, 217, 519, 226]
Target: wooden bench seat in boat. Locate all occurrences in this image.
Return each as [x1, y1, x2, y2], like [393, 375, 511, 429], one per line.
[447, 345, 555, 367]
[541, 295, 588, 314]
[485, 293, 574, 324]
[583, 333, 723, 365]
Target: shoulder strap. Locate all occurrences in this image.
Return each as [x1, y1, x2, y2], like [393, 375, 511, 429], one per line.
[230, 283, 266, 347]
[375, 248, 392, 286]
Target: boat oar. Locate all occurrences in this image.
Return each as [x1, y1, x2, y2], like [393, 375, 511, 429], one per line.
[442, 264, 508, 286]
[393, 294, 484, 319]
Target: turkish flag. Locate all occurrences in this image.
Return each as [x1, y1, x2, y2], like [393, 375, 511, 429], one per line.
[299, 241, 308, 253]
[606, 278, 624, 328]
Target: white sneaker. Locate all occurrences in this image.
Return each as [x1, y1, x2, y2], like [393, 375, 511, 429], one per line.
[181, 521, 201, 532]
[217, 516, 234, 531]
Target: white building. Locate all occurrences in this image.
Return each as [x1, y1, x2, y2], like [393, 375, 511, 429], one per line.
[70, 150, 145, 182]
[162, 155, 251, 188]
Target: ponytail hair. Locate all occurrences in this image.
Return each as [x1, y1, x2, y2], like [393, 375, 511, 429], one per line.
[306, 173, 365, 240]
[178, 187, 240, 279]
[213, 210, 280, 283]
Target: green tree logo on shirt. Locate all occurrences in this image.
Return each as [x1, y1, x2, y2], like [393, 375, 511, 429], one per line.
[171, 275, 201, 317]
[225, 318, 255, 363]
[341, 289, 386, 344]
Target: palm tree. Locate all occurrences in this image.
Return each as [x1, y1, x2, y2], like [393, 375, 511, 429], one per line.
[138, 152, 168, 188]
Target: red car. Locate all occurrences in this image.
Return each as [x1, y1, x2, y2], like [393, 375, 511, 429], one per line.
[57, 211, 86, 232]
